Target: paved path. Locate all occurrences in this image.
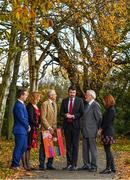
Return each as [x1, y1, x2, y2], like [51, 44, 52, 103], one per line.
[22, 147, 116, 179]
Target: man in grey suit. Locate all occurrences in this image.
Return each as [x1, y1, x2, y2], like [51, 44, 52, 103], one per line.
[80, 90, 102, 172]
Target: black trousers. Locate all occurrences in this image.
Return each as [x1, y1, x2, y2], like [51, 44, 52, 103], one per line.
[64, 124, 80, 167]
[104, 144, 115, 170]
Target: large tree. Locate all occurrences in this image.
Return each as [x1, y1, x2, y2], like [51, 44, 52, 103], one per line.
[0, 0, 129, 137]
[46, 0, 129, 95]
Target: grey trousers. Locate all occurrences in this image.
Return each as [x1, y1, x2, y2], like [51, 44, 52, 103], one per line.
[82, 137, 97, 169]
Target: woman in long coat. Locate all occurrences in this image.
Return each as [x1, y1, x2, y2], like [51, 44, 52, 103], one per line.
[100, 94, 116, 174]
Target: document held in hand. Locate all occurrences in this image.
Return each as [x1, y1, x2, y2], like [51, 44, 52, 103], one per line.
[42, 128, 65, 158]
[42, 130, 55, 158]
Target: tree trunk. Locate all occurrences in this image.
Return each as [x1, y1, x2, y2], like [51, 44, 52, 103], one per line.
[5, 33, 24, 139]
[28, 38, 38, 92]
[28, 29, 38, 92]
[0, 26, 17, 137]
[53, 36, 84, 97]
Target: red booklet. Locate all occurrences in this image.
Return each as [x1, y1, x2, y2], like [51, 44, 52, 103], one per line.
[57, 128, 65, 156]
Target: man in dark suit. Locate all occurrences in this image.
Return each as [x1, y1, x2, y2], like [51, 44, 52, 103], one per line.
[11, 89, 30, 169]
[60, 85, 84, 171]
[80, 90, 102, 172]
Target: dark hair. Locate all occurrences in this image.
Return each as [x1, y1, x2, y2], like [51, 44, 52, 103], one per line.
[68, 85, 77, 92]
[17, 89, 27, 98]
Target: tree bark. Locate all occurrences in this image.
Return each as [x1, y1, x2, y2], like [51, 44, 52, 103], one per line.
[53, 36, 84, 97]
[0, 26, 17, 137]
[5, 33, 24, 139]
[28, 27, 37, 91]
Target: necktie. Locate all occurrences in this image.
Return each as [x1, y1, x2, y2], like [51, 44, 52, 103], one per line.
[69, 98, 73, 114]
[67, 98, 73, 123]
[52, 102, 55, 111]
[85, 102, 89, 110]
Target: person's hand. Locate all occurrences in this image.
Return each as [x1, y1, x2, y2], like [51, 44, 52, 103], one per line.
[97, 129, 102, 136]
[38, 124, 41, 129]
[53, 137, 57, 142]
[28, 125, 31, 132]
[66, 113, 70, 118]
[49, 127, 54, 135]
[66, 113, 74, 119]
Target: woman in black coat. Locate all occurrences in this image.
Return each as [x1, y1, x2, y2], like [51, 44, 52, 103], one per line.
[100, 94, 116, 174]
[22, 92, 41, 170]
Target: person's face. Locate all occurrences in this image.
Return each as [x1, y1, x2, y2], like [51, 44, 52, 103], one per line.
[21, 91, 28, 102]
[85, 92, 93, 102]
[50, 92, 57, 101]
[37, 95, 41, 103]
[35, 95, 41, 104]
[68, 90, 76, 98]
[103, 99, 107, 107]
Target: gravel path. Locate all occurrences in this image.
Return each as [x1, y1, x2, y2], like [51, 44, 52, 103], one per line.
[22, 146, 116, 179]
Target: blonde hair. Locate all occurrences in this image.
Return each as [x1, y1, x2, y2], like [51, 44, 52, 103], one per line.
[103, 94, 115, 108]
[28, 91, 41, 104]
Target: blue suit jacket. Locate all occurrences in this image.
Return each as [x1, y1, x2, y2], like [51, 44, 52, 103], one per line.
[13, 100, 29, 135]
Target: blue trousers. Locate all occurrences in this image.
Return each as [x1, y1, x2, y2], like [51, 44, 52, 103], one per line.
[11, 134, 28, 167]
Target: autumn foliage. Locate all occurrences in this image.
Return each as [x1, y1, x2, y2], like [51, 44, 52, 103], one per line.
[0, 138, 130, 179]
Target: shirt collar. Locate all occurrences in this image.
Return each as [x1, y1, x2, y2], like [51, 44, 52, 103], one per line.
[49, 99, 54, 104]
[89, 99, 94, 105]
[18, 99, 24, 104]
[69, 97, 75, 101]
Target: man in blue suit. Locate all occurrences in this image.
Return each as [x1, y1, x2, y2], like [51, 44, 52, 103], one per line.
[11, 89, 30, 169]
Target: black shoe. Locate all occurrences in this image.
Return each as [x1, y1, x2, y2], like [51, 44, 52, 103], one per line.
[25, 167, 31, 171]
[46, 166, 56, 170]
[111, 169, 116, 173]
[69, 166, 78, 171]
[78, 165, 91, 170]
[100, 168, 111, 174]
[31, 167, 38, 170]
[62, 165, 72, 170]
[89, 168, 97, 172]
[39, 166, 45, 170]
